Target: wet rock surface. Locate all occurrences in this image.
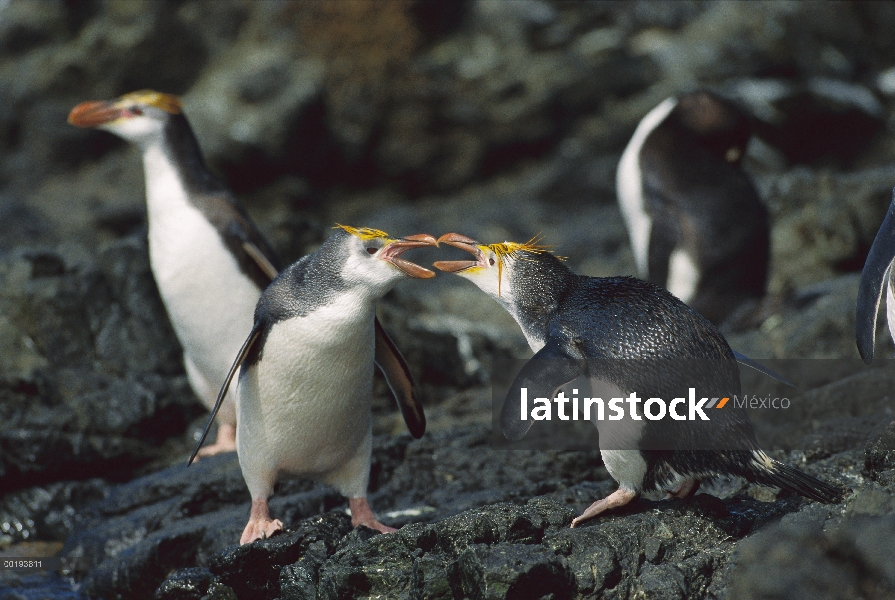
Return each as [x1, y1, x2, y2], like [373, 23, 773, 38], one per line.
[2, 1, 895, 598]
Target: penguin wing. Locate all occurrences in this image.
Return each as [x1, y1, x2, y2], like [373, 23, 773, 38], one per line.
[731, 350, 794, 387]
[856, 190, 895, 363]
[374, 317, 426, 439]
[188, 325, 262, 465]
[196, 193, 282, 288]
[501, 338, 585, 441]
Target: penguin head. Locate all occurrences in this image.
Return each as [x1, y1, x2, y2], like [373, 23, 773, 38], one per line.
[671, 91, 752, 165]
[433, 233, 561, 304]
[335, 225, 437, 292]
[68, 90, 182, 147]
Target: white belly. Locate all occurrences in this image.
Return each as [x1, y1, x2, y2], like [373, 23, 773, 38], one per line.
[667, 248, 700, 303]
[236, 296, 375, 488]
[589, 377, 648, 491]
[143, 145, 261, 415]
[616, 97, 678, 276]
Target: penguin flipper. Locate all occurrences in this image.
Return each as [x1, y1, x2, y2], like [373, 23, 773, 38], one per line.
[856, 190, 895, 363]
[501, 338, 584, 441]
[241, 241, 279, 282]
[374, 317, 426, 439]
[188, 326, 262, 466]
[198, 192, 282, 289]
[731, 350, 794, 387]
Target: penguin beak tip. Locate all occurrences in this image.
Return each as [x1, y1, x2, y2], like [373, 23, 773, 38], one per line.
[68, 100, 121, 128]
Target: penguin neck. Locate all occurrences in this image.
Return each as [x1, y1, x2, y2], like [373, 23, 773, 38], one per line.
[505, 255, 578, 348]
[140, 115, 227, 221]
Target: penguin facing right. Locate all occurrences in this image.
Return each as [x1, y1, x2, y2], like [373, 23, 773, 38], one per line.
[616, 90, 769, 325]
[434, 233, 842, 527]
[856, 188, 895, 362]
[192, 226, 435, 544]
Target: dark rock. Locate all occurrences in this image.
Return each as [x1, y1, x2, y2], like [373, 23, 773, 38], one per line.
[0, 234, 202, 493]
[154, 567, 213, 600]
[866, 421, 895, 479]
[0, 479, 106, 544]
[210, 512, 352, 599]
[728, 515, 895, 600]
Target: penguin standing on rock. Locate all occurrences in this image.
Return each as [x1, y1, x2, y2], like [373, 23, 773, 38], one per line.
[856, 189, 895, 362]
[616, 90, 769, 325]
[434, 233, 842, 527]
[68, 90, 280, 457]
[192, 226, 434, 544]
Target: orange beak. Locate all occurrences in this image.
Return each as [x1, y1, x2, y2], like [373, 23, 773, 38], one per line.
[433, 232, 485, 273]
[381, 234, 438, 279]
[67, 101, 122, 128]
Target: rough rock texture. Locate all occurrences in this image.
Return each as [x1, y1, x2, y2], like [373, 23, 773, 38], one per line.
[2, 1, 895, 599]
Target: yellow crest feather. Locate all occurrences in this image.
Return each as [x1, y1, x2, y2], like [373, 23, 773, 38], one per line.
[334, 224, 394, 241]
[481, 235, 562, 296]
[117, 90, 182, 114]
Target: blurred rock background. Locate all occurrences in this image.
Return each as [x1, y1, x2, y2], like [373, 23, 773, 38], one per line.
[1, 1, 895, 598]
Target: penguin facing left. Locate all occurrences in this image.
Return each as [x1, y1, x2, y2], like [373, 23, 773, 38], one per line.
[616, 90, 769, 325]
[435, 233, 842, 527]
[68, 90, 280, 457]
[856, 189, 895, 362]
[192, 226, 435, 544]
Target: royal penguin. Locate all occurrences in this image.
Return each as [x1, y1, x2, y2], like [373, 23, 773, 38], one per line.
[856, 188, 895, 362]
[434, 233, 842, 527]
[616, 90, 769, 325]
[192, 226, 435, 544]
[68, 90, 280, 457]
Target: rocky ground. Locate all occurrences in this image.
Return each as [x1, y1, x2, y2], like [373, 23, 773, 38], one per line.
[2, 1, 895, 598]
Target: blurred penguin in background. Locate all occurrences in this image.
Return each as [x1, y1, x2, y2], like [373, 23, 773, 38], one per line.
[616, 90, 769, 327]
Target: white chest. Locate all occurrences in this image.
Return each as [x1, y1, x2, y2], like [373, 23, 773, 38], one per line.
[141, 145, 261, 380]
[237, 294, 377, 474]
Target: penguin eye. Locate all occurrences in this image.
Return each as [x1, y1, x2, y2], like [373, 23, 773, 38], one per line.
[366, 247, 378, 255]
[129, 106, 143, 116]
[489, 258, 495, 266]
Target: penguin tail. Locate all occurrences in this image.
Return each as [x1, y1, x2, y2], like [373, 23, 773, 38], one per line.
[750, 452, 844, 504]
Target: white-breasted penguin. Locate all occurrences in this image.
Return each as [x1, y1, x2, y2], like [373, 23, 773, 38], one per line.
[192, 226, 435, 544]
[68, 90, 281, 457]
[616, 90, 769, 325]
[435, 233, 842, 527]
[856, 188, 895, 362]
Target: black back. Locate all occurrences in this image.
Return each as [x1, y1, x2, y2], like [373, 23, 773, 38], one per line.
[161, 114, 282, 289]
[244, 231, 352, 366]
[639, 91, 769, 324]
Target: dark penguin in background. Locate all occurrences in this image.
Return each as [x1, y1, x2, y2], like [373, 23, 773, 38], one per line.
[69, 90, 281, 457]
[193, 226, 435, 544]
[435, 234, 842, 527]
[616, 90, 769, 326]
[856, 189, 895, 362]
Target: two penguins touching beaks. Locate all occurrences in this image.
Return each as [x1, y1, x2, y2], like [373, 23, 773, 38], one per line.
[69, 90, 843, 545]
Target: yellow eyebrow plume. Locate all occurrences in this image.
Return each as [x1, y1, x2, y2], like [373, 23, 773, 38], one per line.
[334, 224, 394, 241]
[117, 90, 182, 114]
[482, 236, 562, 296]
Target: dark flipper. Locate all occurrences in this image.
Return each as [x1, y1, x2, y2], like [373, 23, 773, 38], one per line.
[188, 326, 262, 465]
[241, 240, 279, 282]
[856, 190, 895, 363]
[732, 350, 794, 387]
[374, 317, 425, 439]
[501, 338, 584, 441]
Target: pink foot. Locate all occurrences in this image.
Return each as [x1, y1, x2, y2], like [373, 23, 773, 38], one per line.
[240, 498, 283, 545]
[349, 497, 397, 534]
[570, 488, 638, 528]
[196, 423, 237, 459]
[664, 478, 700, 500]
